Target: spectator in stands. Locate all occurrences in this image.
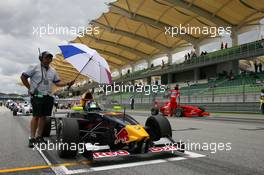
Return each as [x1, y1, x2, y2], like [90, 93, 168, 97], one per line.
[258, 61, 262, 72]
[225, 43, 228, 49]
[151, 63, 154, 68]
[254, 60, 258, 73]
[221, 42, 224, 50]
[161, 60, 165, 69]
[184, 54, 187, 62]
[188, 53, 190, 59]
[228, 70, 235, 80]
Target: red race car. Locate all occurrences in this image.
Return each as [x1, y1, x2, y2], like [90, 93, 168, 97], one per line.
[151, 87, 209, 117]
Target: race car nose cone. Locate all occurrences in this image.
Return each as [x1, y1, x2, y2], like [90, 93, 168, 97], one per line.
[125, 125, 150, 143]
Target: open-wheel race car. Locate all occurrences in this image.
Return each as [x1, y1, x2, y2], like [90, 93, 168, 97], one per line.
[151, 101, 209, 117]
[151, 89, 209, 117]
[12, 102, 32, 116]
[42, 101, 184, 162]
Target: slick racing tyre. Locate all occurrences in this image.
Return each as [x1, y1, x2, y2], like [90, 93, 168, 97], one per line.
[57, 118, 79, 158]
[145, 115, 172, 141]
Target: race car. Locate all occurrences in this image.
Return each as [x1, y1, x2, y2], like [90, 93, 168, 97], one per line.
[43, 100, 184, 162]
[151, 101, 209, 117]
[151, 87, 209, 117]
[13, 102, 32, 116]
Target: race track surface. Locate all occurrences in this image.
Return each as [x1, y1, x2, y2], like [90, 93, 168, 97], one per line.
[0, 107, 264, 175]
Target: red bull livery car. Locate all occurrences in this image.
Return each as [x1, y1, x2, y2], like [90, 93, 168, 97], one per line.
[44, 101, 184, 162]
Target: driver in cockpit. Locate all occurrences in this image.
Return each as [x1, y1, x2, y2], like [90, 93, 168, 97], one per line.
[80, 91, 94, 108]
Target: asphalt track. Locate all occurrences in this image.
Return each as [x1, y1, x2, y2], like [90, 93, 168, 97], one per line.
[0, 106, 264, 175]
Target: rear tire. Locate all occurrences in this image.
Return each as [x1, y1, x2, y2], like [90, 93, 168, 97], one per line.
[175, 108, 183, 117]
[57, 118, 79, 158]
[145, 115, 172, 141]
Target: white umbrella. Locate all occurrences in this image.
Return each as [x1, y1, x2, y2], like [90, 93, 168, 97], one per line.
[58, 43, 112, 84]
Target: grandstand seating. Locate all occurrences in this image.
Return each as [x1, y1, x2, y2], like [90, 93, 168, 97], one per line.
[114, 39, 264, 81]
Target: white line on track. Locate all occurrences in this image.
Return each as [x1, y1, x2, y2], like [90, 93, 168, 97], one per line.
[34, 145, 68, 175]
[35, 145, 206, 175]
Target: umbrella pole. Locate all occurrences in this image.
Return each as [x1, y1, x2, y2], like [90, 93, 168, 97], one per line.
[73, 56, 93, 82]
[67, 56, 93, 90]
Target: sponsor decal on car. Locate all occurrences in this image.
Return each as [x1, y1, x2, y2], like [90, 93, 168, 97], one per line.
[114, 128, 129, 144]
[92, 146, 179, 158]
[149, 146, 178, 153]
[93, 150, 130, 158]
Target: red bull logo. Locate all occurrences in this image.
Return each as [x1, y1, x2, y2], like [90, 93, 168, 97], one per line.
[114, 128, 129, 144]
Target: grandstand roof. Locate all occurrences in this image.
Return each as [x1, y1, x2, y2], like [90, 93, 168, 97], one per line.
[52, 0, 264, 82]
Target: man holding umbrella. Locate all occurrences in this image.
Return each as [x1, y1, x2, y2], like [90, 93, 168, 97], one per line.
[21, 51, 75, 148]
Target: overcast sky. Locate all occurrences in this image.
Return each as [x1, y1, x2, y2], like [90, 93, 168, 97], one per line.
[0, 0, 114, 94]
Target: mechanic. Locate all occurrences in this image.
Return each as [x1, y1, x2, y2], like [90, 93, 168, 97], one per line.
[169, 85, 180, 116]
[21, 51, 75, 148]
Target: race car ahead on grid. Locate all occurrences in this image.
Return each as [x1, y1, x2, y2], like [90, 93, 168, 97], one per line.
[12, 101, 32, 116]
[43, 100, 185, 162]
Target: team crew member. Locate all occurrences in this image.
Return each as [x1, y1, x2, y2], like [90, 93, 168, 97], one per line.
[169, 85, 180, 116]
[21, 51, 75, 147]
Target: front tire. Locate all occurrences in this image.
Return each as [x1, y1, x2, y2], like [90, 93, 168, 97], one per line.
[145, 115, 172, 141]
[57, 118, 79, 158]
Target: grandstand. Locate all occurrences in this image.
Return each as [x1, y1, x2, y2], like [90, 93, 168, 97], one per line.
[52, 0, 264, 113]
